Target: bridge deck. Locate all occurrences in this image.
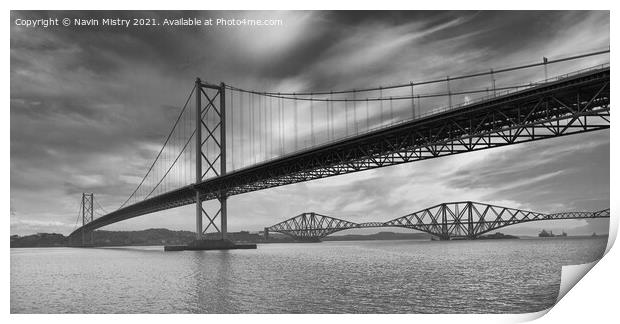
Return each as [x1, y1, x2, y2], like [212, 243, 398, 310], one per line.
[70, 66, 610, 236]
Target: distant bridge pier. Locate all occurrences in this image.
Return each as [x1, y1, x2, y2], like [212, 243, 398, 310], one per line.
[219, 195, 228, 240]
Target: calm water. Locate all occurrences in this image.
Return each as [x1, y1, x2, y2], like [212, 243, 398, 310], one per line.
[11, 237, 607, 314]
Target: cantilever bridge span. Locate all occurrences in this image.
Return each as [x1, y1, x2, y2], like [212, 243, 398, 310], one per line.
[69, 52, 610, 244]
[265, 202, 611, 241]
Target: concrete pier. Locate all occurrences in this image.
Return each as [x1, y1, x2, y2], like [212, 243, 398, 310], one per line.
[164, 239, 256, 251]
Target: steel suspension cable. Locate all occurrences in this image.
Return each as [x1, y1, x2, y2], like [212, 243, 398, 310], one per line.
[239, 90, 244, 167]
[344, 99, 349, 136]
[251, 92, 255, 164]
[324, 99, 329, 141]
[73, 199, 82, 231]
[329, 92, 334, 140]
[279, 96, 283, 155]
[258, 92, 262, 159]
[263, 95, 267, 160]
[145, 130, 195, 200]
[294, 97, 298, 150]
[94, 198, 109, 215]
[118, 86, 195, 210]
[365, 98, 369, 131]
[353, 91, 357, 134]
[230, 88, 234, 170]
[224, 49, 609, 96]
[270, 95, 273, 157]
[310, 94, 314, 145]
[380, 88, 384, 125]
[220, 81, 563, 103]
[144, 103, 212, 200]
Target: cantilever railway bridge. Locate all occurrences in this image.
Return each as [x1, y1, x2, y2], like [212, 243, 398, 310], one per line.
[69, 50, 610, 245]
[264, 202, 611, 241]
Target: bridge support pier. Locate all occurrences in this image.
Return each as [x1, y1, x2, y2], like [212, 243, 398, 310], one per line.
[169, 79, 253, 251]
[220, 195, 227, 240]
[194, 78, 230, 241]
[195, 192, 202, 240]
[195, 78, 203, 240]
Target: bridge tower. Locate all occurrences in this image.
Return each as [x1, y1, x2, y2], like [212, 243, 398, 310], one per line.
[81, 192, 94, 245]
[466, 202, 475, 239]
[440, 203, 450, 240]
[194, 78, 227, 241]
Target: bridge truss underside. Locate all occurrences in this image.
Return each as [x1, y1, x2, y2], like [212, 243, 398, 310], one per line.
[71, 68, 610, 236]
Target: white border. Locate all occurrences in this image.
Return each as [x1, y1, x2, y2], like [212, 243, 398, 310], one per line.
[4, 2, 617, 323]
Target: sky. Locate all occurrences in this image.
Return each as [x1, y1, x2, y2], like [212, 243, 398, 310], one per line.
[10, 11, 610, 236]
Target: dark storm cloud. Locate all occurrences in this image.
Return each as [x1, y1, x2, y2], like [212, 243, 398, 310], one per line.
[10, 10, 610, 235]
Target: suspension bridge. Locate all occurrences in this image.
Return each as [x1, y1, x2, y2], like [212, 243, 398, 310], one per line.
[68, 50, 610, 248]
[264, 202, 611, 241]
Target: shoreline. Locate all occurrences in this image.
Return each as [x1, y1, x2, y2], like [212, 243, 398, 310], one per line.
[10, 234, 609, 249]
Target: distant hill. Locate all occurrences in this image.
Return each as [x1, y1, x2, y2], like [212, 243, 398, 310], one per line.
[10, 228, 195, 248]
[89, 228, 196, 246]
[10, 228, 265, 248]
[10, 233, 66, 247]
[11, 230, 432, 247]
[13, 229, 594, 248]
